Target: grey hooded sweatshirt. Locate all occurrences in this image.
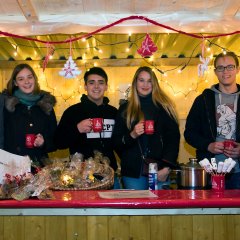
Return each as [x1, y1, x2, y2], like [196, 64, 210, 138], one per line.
[211, 85, 240, 172]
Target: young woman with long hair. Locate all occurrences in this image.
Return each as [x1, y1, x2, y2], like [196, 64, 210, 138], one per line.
[113, 66, 180, 190]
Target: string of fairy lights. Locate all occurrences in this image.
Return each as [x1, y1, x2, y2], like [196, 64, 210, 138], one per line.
[31, 36, 236, 105]
[2, 33, 236, 106]
[0, 15, 239, 104]
[38, 59, 211, 104]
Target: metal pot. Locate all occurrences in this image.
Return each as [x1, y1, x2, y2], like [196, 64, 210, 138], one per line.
[169, 169, 182, 189]
[179, 158, 208, 189]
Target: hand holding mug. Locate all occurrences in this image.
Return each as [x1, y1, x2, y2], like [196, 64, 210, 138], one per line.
[77, 119, 92, 133]
[34, 133, 44, 147]
[208, 142, 224, 154]
[130, 120, 144, 139]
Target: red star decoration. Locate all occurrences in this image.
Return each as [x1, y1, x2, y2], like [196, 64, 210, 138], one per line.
[63, 63, 74, 77]
[137, 34, 158, 57]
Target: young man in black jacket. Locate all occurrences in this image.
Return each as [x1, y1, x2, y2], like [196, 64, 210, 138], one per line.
[184, 52, 240, 189]
[54, 67, 120, 188]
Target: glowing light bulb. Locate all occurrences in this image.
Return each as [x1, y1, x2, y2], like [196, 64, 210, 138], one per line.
[61, 174, 74, 186]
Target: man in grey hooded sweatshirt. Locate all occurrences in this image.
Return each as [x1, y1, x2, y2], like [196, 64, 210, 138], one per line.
[184, 51, 240, 189]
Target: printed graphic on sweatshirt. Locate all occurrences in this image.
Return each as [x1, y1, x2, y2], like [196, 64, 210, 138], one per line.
[216, 103, 236, 139]
[87, 119, 115, 139]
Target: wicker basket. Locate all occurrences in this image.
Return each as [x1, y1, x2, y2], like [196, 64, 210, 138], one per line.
[51, 167, 114, 191]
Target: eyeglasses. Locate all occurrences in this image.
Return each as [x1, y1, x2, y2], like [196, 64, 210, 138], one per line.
[215, 64, 236, 72]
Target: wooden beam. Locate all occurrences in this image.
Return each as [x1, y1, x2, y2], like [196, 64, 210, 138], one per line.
[17, 0, 38, 22]
[0, 57, 204, 69]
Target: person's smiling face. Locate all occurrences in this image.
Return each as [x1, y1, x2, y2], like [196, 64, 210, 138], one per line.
[214, 56, 239, 88]
[15, 68, 35, 94]
[84, 74, 108, 105]
[136, 70, 153, 97]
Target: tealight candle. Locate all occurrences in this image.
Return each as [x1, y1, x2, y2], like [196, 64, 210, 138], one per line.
[61, 174, 74, 186]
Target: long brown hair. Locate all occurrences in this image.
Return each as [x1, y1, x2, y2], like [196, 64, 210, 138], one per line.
[126, 66, 178, 129]
[6, 64, 40, 95]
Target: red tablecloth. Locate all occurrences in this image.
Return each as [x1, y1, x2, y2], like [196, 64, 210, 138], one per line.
[0, 190, 240, 209]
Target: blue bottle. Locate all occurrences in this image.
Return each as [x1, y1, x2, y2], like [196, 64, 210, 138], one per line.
[149, 163, 158, 190]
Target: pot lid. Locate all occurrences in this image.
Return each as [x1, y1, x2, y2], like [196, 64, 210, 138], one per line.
[181, 158, 203, 170]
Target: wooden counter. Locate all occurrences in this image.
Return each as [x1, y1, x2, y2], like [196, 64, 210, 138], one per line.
[0, 190, 240, 240]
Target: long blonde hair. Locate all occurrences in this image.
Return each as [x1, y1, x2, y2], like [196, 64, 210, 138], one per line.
[126, 66, 178, 129]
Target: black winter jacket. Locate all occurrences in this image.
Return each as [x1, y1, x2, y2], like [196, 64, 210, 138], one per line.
[112, 102, 180, 178]
[184, 85, 240, 160]
[3, 91, 57, 166]
[54, 94, 118, 171]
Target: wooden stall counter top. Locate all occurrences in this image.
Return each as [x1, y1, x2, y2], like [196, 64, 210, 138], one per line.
[2, 191, 240, 240]
[0, 189, 240, 209]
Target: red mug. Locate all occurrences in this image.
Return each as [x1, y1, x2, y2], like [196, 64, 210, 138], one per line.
[144, 120, 154, 135]
[224, 139, 235, 149]
[211, 175, 225, 192]
[25, 134, 36, 148]
[92, 118, 103, 132]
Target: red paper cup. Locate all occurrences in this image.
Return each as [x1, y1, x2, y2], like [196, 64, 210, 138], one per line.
[25, 134, 36, 148]
[211, 175, 225, 192]
[224, 139, 235, 148]
[92, 118, 103, 132]
[145, 120, 154, 135]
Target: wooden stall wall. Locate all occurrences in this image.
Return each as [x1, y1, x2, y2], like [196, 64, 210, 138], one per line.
[1, 63, 239, 163]
[0, 215, 240, 240]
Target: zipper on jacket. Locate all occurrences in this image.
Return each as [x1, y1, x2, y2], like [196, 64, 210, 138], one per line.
[203, 95, 215, 141]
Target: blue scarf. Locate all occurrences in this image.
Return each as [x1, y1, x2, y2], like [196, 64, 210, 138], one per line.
[13, 89, 41, 107]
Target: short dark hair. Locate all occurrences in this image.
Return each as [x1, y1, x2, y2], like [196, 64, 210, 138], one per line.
[214, 52, 239, 68]
[84, 67, 108, 83]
